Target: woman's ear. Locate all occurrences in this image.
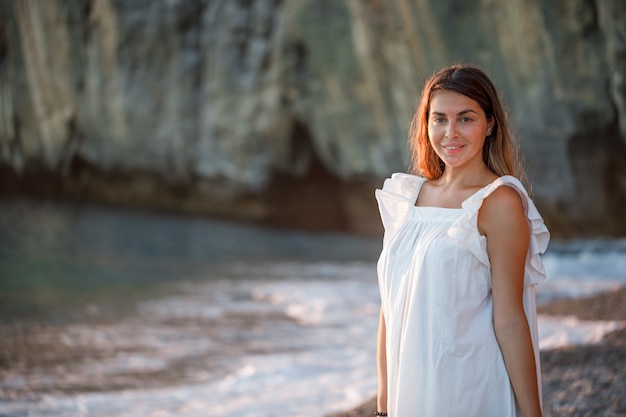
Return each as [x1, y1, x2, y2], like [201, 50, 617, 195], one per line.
[487, 117, 496, 136]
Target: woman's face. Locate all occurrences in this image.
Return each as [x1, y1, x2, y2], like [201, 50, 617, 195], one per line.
[427, 90, 494, 171]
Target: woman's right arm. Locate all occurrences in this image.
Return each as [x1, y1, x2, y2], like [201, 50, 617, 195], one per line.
[377, 308, 388, 413]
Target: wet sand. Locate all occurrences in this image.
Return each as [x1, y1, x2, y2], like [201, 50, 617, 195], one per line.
[329, 287, 626, 417]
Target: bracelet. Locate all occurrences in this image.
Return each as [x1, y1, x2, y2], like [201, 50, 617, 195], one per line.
[375, 413, 388, 416]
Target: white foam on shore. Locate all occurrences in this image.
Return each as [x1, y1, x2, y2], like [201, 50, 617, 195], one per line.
[539, 243, 626, 302]
[538, 315, 625, 350]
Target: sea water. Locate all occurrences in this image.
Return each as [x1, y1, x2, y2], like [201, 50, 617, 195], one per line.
[0, 198, 624, 417]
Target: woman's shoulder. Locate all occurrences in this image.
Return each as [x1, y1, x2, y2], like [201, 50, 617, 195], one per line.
[478, 183, 528, 236]
[483, 181, 526, 208]
[472, 175, 529, 207]
[480, 175, 528, 210]
[470, 175, 524, 226]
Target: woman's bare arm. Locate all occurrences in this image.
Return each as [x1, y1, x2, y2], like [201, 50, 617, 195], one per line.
[479, 186, 542, 417]
[377, 308, 388, 413]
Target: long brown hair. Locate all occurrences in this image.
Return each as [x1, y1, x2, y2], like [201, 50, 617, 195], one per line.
[408, 65, 523, 181]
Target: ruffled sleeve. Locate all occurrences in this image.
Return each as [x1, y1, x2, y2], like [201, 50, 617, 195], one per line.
[375, 173, 426, 246]
[447, 175, 550, 286]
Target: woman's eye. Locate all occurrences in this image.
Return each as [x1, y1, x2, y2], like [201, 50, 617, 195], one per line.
[433, 117, 445, 124]
[459, 117, 472, 123]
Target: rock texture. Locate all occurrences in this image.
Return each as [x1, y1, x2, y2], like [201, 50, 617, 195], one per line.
[1, 0, 625, 236]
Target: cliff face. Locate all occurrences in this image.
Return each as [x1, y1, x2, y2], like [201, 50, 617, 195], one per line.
[1, 0, 625, 237]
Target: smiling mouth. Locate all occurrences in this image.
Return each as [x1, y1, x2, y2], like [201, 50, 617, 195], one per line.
[443, 145, 463, 150]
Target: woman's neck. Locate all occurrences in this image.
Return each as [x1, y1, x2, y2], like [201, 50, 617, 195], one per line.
[435, 163, 496, 189]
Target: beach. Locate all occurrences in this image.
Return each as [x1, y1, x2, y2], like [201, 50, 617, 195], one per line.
[1, 197, 625, 416]
[0, 273, 624, 417]
[328, 287, 626, 417]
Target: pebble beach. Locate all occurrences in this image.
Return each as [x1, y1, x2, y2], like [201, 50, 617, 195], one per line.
[329, 287, 626, 417]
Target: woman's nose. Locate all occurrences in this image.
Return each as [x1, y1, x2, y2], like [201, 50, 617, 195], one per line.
[446, 123, 459, 138]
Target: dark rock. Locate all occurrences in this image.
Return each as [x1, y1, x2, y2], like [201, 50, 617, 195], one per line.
[1, 0, 625, 236]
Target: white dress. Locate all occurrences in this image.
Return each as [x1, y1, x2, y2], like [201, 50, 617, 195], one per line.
[376, 173, 549, 417]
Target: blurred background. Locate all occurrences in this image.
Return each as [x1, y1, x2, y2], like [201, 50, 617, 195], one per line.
[1, 0, 625, 416]
[2, 0, 626, 237]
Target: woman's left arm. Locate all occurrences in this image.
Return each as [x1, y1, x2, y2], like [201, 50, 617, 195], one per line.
[478, 186, 542, 417]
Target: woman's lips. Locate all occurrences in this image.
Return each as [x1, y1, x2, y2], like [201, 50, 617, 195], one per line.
[442, 144, 464, 153]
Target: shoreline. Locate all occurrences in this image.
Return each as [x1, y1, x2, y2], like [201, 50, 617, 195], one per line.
[1, 284, 624, 416]
[329, 287, 626, 417]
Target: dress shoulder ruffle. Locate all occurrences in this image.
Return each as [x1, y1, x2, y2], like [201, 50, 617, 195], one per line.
[448, 175, 550, 286]
[375, 173, 426, 246]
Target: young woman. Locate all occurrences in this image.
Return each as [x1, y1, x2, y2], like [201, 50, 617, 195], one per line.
[375, 65, 549, 416]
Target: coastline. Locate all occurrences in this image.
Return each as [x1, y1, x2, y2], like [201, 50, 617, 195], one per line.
[328, 287, 626, 417]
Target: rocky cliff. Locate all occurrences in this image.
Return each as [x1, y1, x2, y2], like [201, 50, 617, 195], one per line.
[1, 0, 625, 237]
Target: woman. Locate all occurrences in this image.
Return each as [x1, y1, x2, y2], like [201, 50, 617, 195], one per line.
[375, 65, 549, 417]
